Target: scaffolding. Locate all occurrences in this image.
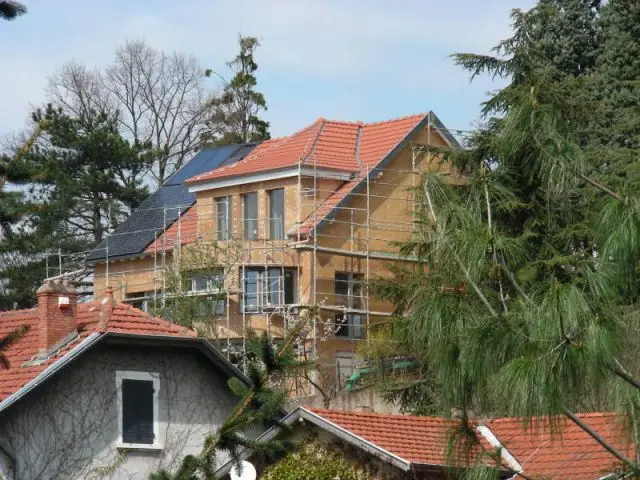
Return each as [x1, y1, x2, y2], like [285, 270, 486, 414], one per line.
[67, 112, 460, 390]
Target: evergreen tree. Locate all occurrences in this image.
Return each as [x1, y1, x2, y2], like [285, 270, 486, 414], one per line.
[32, 104, 151, 245]
[204, 36, 270, 145]
[0, 1, 25, 21]
[374, 2, 640, 478]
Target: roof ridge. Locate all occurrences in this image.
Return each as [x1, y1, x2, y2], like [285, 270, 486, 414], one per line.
[309, 408, 453, 422]
[301, 119, 326, 165]
[362, 112, 427, 127]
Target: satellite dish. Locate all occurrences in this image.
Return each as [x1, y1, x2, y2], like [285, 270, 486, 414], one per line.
[230, 460, 257, 480]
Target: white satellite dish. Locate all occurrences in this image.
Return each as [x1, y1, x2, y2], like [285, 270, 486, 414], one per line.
[230, 460, 257, 480]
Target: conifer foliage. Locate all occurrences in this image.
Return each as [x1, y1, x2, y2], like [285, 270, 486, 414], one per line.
[375, 1, 640, 478]
[204, 36, 270, 146]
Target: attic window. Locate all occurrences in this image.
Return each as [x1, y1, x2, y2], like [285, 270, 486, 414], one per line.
[116, 371, 160, 449]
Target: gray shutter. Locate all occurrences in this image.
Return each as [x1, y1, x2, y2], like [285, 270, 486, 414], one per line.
[122, 379, 154, 444]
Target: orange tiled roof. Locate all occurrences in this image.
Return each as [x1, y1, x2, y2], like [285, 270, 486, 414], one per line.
[0, 300, 195, 403]
[486, 413, 636, 480]
[308, 409, 636, 479]
[308, 408, 470, 466]
[145, 206, 199, 253]
[186, 114, 427, 185]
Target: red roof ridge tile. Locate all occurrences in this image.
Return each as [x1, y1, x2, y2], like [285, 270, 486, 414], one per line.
[360, 112, 427, 127]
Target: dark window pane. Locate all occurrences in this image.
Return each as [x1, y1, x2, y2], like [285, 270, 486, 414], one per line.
[194, 275, 208, 291]
[122, 379, 154, 444]
[243, 193, 258, 240]
[269, 189, 284, 240]
[335, 315, 348, 337]
[284, 270, 295, 304]
[335, 273, 349, 306]
[352, 274, 364, 309]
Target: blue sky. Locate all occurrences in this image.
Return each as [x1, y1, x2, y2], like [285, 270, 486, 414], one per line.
[0, 0, 535, 141]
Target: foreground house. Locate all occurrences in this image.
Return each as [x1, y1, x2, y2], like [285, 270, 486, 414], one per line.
[0, 280, 247, 480]
[88, 112, 460, 393]
[219, 408, 636, 480]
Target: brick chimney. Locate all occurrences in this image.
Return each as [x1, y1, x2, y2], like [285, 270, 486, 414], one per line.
[36, 279, 78, 354]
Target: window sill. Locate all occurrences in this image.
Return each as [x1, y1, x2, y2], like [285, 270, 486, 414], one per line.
[116, 443, 163, 452]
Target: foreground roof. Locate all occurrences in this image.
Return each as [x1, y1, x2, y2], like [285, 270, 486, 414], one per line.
[219, 407, 636, 479]
[308, 409, 635, 480]
[0, 299, 197, 404]
[86, 143, 257, 263]
[308, 407, 465, 466]
[486, 413, 635, 480]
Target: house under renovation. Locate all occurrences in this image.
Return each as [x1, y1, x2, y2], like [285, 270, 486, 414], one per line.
[86, 111, 461, 392]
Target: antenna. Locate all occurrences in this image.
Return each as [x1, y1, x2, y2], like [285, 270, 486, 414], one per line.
[229, 460, 257, 480]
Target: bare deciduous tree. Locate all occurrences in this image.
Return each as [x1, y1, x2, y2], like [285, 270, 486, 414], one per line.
[104, 40, 209, 184]
[47, 40, 210, 186]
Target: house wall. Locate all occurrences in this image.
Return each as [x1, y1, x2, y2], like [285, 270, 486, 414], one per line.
[0, 344, 238, 480]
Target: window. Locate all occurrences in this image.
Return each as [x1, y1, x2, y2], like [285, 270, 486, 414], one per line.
[336, 352, 356, 389]
[216, 196, 232, 240]
[334, 272, 364, 309]
[335, 314, 362, 339]
[185, 271, 224, 292]
[116, 371, 159, 448]
[242, 267, 297, 312]
[194, 298, 225, 317]
[243, 192, 258, 240]
[124, 292, 154, 312]
[268, 188, 285, 240]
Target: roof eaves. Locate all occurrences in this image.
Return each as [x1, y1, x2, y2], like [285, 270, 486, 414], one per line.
[0, 332, 103, 415]
[429, 111, 462, 149]
[312, 113, 431, 235]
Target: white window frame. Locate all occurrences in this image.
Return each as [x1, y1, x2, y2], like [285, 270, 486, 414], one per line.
[115, 371, 161, 450]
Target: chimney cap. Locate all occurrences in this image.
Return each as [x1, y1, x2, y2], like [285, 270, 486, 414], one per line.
[37, 279, 77, 295]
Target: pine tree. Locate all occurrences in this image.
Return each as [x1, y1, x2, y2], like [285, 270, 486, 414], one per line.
[204, 36, 270, 145]
[0, 1, 26, 21]
[374, 2, 640, 478]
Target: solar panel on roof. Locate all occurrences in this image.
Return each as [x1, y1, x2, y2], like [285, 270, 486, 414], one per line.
[86, 143, 258, 263]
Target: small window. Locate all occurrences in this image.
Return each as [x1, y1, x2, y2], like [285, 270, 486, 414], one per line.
[216, 196, 232, 241]
[243, 192, 258, 240]
[268, 188, 285, 240]
[335, 314, 362, 339]
[116, 371, 159, 448]
[334, 272, 364, 309]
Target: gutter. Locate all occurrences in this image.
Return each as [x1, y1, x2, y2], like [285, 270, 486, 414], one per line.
[0, 332, 102, 415]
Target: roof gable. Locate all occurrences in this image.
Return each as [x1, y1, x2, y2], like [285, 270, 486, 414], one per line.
[0, 300, 196, 404]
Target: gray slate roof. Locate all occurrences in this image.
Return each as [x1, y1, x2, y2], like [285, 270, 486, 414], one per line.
[86, 143, 257, 263]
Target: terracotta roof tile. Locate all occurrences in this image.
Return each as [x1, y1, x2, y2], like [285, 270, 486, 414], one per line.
[145, 206, 198, 253]
[486, 413, 636, 479]
[307, 409, 636, 479]
[308, 408, 474, 466]
[0, 300, 196, 403]
[186, 114, 426, 185]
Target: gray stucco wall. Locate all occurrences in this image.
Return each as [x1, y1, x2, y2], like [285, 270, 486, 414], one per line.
[0, 344, 238, 480]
